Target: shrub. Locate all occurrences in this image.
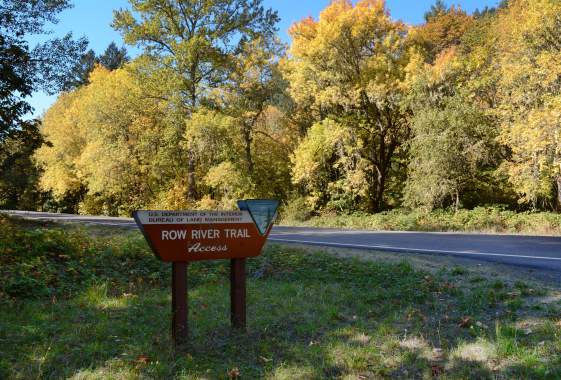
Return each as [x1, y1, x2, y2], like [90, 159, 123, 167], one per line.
[280, 197, 315, 222]
[280, 206, 561, 234]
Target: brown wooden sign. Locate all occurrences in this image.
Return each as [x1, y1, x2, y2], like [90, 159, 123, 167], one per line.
[133, 200, 278, 348]
[133, 210, 272, 262]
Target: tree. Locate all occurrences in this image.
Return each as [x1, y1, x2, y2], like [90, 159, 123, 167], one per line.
[63, 42, 129, 90]
[36, 66, 173, 215]
[0, 121, 45, 209]
[495, 0, 561, 209]
[62, 49, 97, 90]
[113, 0, 279, 201]
[222, 37, 286, 174]
[284, 0, 411, 212]
[0, 0, 87, 211]
[405, 90, 497, 210]
[413, 3, 473, 62]
[292, 119, 369, 211]
[424, 0, 447, 22]
[99, 41, 129, 70]
[0, 0, 87, 139]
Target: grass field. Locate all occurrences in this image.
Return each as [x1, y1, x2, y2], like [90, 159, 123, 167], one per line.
[1, 215, 561, 379]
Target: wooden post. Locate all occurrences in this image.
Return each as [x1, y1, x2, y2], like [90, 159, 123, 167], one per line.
[172, 262, 188, 347]
[230, 258, 246, 329]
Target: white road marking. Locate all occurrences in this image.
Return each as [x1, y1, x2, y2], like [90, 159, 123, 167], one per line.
[6, 211, 561, 263]
[267, 238, 561, 261]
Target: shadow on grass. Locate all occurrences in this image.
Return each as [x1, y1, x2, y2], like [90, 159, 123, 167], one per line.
[2, 245, 561, 379]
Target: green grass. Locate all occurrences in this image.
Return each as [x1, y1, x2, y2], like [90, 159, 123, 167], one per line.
[280, 207, 561, 235]
[1, 215, 561, 379]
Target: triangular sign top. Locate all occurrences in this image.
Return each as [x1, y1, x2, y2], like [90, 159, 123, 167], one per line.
[237, 199, 279, 236]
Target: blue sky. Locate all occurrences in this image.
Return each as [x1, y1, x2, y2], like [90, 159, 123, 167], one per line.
[28, 0, 500, 116]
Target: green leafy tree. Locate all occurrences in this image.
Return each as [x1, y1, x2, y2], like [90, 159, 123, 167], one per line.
[0, 0, 87, 210]
[0, 121, 45, 209]
[99, 41, 129, 70]
[62, 49, 97, 90]
[0, 0, 87, 139]
[291, 119, 369, 211]
[424, 0, 447, 21]
[113, 0, 279, 201]
[63, 42, 129, 90]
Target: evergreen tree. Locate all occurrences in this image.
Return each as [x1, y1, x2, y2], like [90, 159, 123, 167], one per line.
[62, 49, 97, 90]
[63, 42, 129, 90]
[424, 0, 447, 22]
[99, 42, 129, 70]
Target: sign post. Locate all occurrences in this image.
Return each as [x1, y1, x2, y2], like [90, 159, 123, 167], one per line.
[172, 262, 188, 345]
[134, 199, 278, 348]
[230, 258, 246, 329]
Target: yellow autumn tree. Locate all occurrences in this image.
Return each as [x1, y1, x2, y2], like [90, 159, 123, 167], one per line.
[284, 0, 412, 211]
[496, 0, 561, 209]
[35, 91, 86, 198]
[410, 4, 474, 62]
[37, 65, 173, 215]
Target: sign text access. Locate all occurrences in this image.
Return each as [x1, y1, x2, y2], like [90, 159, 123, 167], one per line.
[134, 201, 278, 262]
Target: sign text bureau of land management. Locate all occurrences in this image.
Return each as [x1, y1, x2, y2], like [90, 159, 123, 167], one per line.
[134, 199, 279, 349]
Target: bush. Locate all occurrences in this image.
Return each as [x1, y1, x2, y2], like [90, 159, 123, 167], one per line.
[279, 197, 315, 222]
[280, 206, 561, 234]
[0, 215, 166, 300]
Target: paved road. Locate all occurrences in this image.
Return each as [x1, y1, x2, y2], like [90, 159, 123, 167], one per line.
[4, 210, 561, 272]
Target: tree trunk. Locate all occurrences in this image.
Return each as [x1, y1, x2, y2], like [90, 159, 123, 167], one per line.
[454, 190, 460, 212]
[242, 123, 253, 174]
[553, 176, 561, 212]
[368, 165, 386, 213]
[187, 148, 197, 201]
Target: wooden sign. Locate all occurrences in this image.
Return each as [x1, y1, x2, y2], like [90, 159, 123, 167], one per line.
[134, 210, 272, 262]
[133, 200, 278, 348]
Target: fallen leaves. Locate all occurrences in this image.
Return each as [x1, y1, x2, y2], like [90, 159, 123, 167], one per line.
[228, 367, 240, 379]
[136, 354, 150, 365]
[431, 364, 445, 377]
[458, 317, 472, 328]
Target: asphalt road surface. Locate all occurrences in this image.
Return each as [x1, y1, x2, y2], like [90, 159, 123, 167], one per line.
[4, 210, 561, 273]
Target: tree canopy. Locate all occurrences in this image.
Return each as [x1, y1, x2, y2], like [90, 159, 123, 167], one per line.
[5, 0, 561, 216]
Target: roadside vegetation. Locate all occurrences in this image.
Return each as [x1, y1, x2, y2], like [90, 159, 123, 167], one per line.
[280, 206, 561, 235]
[2, 215, 561, 379]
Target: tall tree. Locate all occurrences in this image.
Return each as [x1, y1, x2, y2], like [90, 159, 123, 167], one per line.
[0, 0, 87, 210]
[284, 0, 411, 212]
[0, 0, 87, 139]
[0, 120, 45, 209]
[62, 49, 97, 90]
[99, 41, 129, 70]
[36, 66, 173, 215]
[495, 0, 561, 209]
[424, 0, 447, 21]
[113, 0, 279, 201]
[223, 37, 286, 175]
[413, 2, 473, 62]
[63, 42, 129, 90]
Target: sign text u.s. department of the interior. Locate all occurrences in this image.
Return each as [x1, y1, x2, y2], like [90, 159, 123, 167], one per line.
[134, 209, 274, 262]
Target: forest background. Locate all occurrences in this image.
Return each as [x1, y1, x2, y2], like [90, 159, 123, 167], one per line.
[3, 0, 561, 225]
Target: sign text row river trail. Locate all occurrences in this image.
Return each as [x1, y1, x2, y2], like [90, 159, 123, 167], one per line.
[134, 199, 279, 348]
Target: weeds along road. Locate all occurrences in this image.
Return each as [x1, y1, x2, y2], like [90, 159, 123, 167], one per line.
[5, 210, 561, 274]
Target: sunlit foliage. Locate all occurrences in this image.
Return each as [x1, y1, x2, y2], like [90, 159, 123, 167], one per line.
[27, 0, 561, 215]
